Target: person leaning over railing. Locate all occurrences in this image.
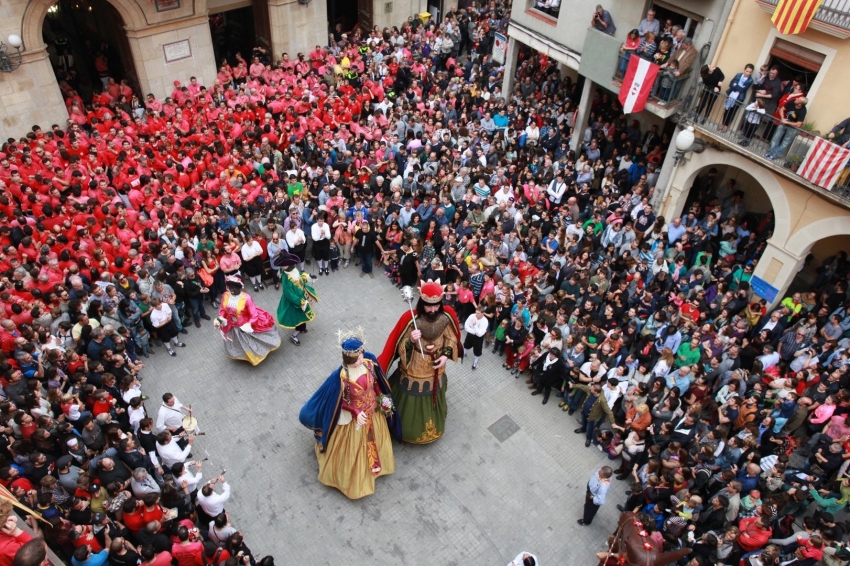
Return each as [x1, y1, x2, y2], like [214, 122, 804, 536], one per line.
[764, 97, 808, 161]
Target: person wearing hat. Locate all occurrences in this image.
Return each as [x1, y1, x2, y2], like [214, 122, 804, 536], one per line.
[271, 250, 318, 346]
[376, 281, 463, 444]
[212, 275, 281, 365]
[299, 330, 401, 498]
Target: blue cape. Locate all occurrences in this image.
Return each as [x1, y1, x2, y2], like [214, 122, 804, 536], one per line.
[299, 351, 401, 452]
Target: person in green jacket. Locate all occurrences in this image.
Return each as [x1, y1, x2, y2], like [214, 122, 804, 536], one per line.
[272, 250, 318, 345]
[675, 336, 702, 368]
[807, 479, 850, 516]
[568, 382, 615, 447]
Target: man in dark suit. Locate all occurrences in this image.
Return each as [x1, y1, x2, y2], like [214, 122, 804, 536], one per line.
[753, 308, 788, 345]
[530, 347, 565, 405]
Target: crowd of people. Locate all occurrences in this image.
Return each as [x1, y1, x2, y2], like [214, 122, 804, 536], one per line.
[2, 1, 850, 566]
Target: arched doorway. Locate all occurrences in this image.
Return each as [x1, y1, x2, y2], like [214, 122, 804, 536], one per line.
[787, 234, 850, 293]
[21, 0, 149, 109]
[680, 163, 779, 248]
[662, 147, 793, 246]
[42, 0, 140, 102]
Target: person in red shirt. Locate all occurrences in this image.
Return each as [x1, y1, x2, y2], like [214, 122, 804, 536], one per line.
[140, 545, 173, 566]
[0, 515, 32, 566]
[139, 493, 165, 526]
[170, 525, 202, 566]
[120, 499, 145, 534]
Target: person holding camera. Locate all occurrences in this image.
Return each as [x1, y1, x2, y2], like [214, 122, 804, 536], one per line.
[591, 5, 616, 36]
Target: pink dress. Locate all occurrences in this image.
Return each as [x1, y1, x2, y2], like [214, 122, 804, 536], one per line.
[216, 291, 281, 365]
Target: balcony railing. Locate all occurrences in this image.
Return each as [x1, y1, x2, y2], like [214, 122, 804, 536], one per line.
[757, 0, 850, 36]
[613, 52, 689, 107]
[682, 84, 850, 200]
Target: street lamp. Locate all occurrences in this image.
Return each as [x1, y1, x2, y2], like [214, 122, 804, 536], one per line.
[0, 35, 23, 74]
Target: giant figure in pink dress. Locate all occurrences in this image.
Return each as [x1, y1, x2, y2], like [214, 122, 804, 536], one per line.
[213, 275, 281, 365]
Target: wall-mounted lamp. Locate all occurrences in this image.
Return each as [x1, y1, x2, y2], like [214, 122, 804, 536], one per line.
[673, 126, 706, 165]
[0, 35, 23, 74]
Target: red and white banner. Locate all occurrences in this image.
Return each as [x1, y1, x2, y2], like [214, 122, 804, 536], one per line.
[798, 136, 850, 191]
[618, 56, 659, 114]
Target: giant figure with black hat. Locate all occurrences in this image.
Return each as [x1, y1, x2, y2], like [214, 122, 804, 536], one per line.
[271, 250, 318, 345]
[377, 281, 462, 444]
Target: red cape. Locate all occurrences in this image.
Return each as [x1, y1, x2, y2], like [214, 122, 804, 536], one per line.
[377, 305, 463, 373]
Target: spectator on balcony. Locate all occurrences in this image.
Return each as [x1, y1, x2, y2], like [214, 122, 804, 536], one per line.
[617, 30, 641, 77]
[827, 117, 850, 146]
[592, 5, 616, 36]
[661, 37, 696, 78]
[660, 19, 674, 40]
[754, 66, 783, 136]
[721, 64, 755, 130]
[657, 60, 680, 105]
[765, 97, 808, 161]
[696, 64, 725, 119]
[635, 32, 657, 62]
[741, 99, 766, 147]
[639, 9, 660, 38]
[765, 75, 805, 141]
[651, 38, 673, 67]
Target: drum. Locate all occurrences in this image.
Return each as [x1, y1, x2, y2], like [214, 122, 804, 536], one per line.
[182, 414, 199, 434]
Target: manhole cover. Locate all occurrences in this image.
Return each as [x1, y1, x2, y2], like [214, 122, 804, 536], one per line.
[488, 415, 520, 442]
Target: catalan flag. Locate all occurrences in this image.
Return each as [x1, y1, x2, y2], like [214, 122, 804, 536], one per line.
[771, 0, 826, 34]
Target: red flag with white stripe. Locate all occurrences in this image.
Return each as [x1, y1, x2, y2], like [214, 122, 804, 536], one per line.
[618, 56, 659, 114]
[798, 137, 850, 191]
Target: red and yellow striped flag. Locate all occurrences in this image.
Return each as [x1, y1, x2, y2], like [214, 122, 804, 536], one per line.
[771, 0, 826, 34]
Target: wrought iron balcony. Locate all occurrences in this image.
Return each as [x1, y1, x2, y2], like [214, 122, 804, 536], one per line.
[756, 0, 850, 38]
[681, 84, 850, 202]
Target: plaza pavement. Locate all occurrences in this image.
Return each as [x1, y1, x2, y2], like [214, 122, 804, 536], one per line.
[139, 265, 622, 565]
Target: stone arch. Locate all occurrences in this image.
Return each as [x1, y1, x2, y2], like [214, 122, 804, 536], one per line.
[784, 215, 850, 257]
[670, 148, 793, 246]
[20, 0, 148, 54]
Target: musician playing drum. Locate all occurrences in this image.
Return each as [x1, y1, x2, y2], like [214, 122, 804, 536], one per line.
[156, 392, 193, 448]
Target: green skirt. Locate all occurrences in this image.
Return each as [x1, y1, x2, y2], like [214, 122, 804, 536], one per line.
[390, 374, 447, 444]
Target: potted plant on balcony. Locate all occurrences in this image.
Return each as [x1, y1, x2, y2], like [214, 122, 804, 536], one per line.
[786, 153, 804, 173]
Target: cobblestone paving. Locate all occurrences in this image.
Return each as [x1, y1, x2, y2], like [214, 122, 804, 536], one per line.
[139, 265, 621, 564]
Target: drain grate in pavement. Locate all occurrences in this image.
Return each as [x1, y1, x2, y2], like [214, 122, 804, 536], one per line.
[488, 414, 520, 442]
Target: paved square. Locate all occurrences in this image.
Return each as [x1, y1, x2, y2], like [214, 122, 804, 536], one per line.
[139, 267, 620, 564]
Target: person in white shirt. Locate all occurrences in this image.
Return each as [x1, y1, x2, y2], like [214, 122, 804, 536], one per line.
[128, 397, 146, 433]
[240, 233, 265, 292]
[310, 213, 332, 276]
[149, 298, 184, 356]
[197, 475, 231, 518]
[463, 307, 489, 369]
[171, 460, 203, 495]
[508, 552, 539, 566]
[155, 393, 190, 434]
[602, 378, 623, 408]
[155, 430, 195, 468]
[546, 173, 567, 205]
[493, 184, 515, 205]
[285, 224, 307, 270]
